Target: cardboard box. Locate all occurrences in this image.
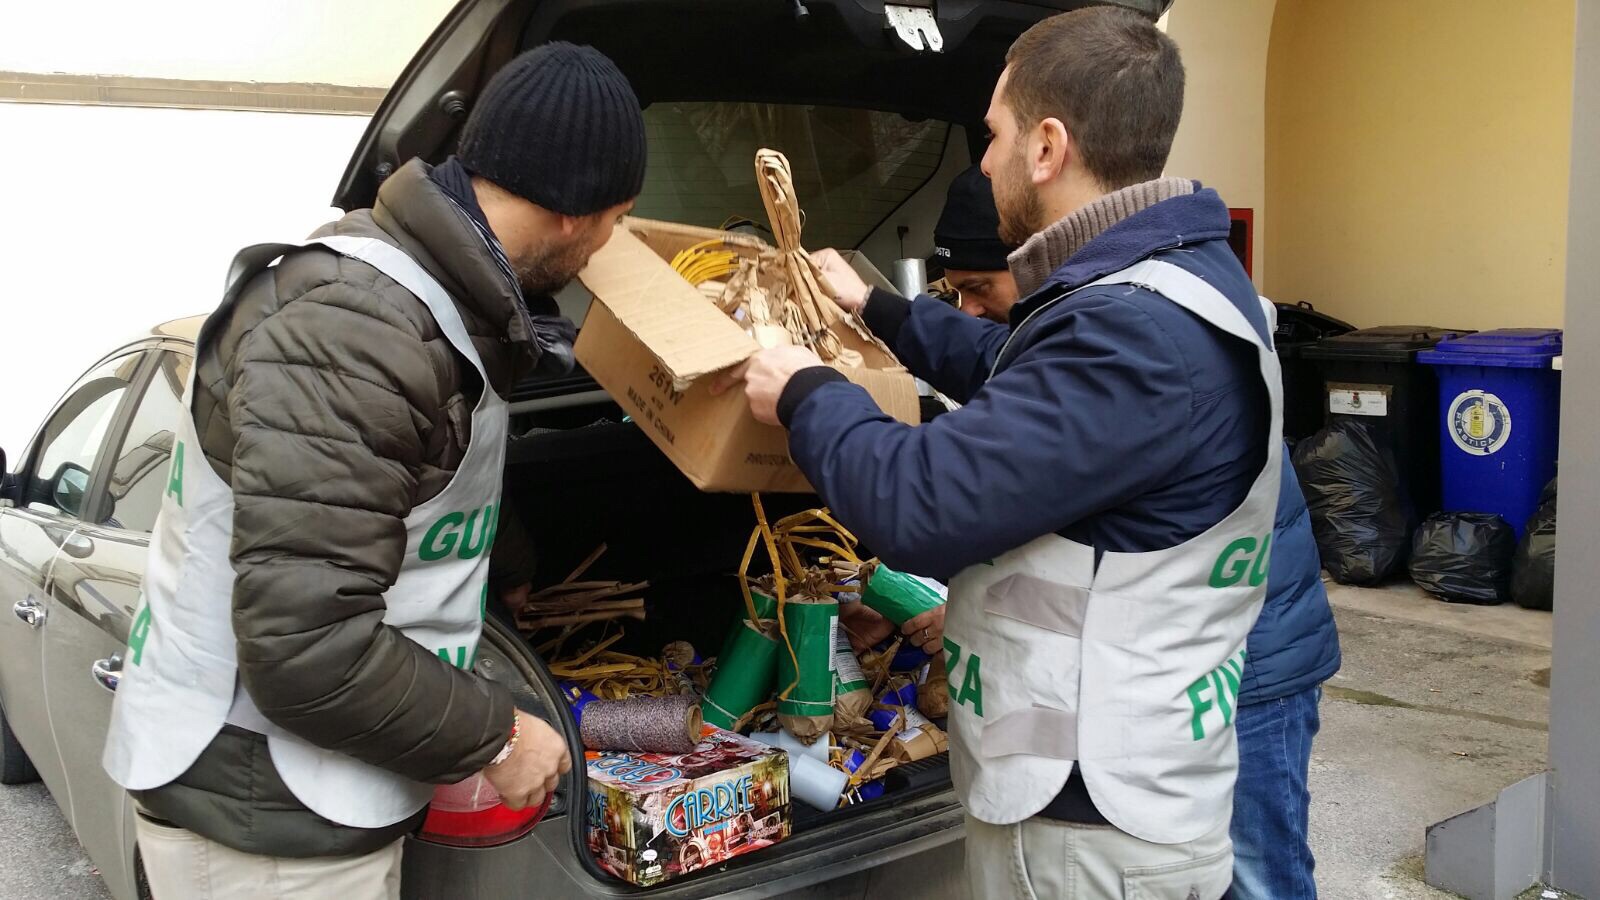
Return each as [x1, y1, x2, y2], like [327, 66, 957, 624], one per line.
[585, 727, 792, 887]
[576, 218, 920, 493]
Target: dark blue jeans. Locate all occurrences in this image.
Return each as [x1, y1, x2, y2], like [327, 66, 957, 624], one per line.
[1227, 685, 1322, 899]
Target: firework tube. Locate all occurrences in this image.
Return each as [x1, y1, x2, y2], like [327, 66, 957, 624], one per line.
[891, 720, 949, 763]
[702, 618, 780, 730]
[890, 644, 931, 672]
[860, 564, 946, 625]
[868, 680, 920, 732]
[753, 729, 829, 762]
[777, 595, 837, 742]
[783, 750, 850, 810]
[845, 750, 886, 801]
[559, 682, 600, 726]
[917, 656, 950, 718]
[714, 589, 778, 665]
[662, 640, 701, 671]
[832, 625, 872, 722]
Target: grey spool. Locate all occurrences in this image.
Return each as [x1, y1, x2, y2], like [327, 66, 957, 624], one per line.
[579, 694, 704, 754]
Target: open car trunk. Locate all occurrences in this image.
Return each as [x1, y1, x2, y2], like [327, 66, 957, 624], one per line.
[501, 413, 956, 861]
[350, 0, 1173, 892]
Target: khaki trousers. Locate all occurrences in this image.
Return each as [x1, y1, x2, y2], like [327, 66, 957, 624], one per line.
[965, 815, 1234, 900]
[135, 816, 403, 900]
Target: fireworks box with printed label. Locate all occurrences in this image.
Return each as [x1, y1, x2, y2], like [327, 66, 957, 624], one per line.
[585, 726, 792, 886]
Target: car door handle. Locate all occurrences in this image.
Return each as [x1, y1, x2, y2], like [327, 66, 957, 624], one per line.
[92, 654, 122, 692]
[12, 598, 45, 628]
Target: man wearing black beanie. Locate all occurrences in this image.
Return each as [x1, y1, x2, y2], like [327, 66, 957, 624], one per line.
[929, 164, 1022, 323]
[107, 43, 644, 899]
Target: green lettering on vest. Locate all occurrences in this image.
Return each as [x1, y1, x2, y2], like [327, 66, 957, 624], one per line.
[1187, 676, 1214, 740]
[165, 441, 185, 507]
[1209, 536, 1258, 588]
[943, 638, 962, 702]
[419, 511, 465, 561]
[456, 505, 492, 559]
[1211, 671, 1235, 727]
[1187, 650, 1247, 740]
[1247, 533, 1272, 587]
[956, 651, 985, 717]
[128, 604, 153, 666]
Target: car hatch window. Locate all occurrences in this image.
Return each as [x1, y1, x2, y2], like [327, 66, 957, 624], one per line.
[632, 102, 950, 250]
[104, 351, 191, 534]
[28, 352, 147, 518]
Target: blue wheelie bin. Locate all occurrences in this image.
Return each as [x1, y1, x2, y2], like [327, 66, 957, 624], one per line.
[1417, 329, 1563, 537]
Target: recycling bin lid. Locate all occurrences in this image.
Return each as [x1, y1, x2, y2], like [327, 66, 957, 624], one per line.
[1417, 328, 1564, 368]
[1300, 325, 1471, 362]
[1274, 301, 1355, 347]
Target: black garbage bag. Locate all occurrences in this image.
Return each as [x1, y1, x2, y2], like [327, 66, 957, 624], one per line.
[1512, 478, 1558, 610]
[1292, 418, 1412, 585]
[1409, 512, 1517, 604]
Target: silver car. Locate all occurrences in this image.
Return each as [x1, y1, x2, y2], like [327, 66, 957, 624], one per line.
[0, 1, 1167, 896]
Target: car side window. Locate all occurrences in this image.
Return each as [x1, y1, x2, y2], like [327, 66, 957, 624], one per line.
[28, 353, 147, 518]
[104, 351, 191, 533]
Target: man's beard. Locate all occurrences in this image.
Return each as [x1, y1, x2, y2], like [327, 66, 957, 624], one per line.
[510, 235, 590, 296]
[994, 145, 1046, 247]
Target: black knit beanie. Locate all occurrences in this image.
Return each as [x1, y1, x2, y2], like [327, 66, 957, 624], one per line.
[929, 164, 1013, 273]
[458, 43, 646, 217]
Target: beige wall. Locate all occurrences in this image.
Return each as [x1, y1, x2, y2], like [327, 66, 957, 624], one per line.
[1, 0, 455, 86]
[1266, 0, 1575, 331]
[1162, 0, 1278, 288]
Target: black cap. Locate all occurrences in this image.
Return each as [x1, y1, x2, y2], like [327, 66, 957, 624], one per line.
[458, 43, 647, 217]
[929, 164, 1013, 273]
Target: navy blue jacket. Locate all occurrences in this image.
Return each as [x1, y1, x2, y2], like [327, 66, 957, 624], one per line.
[1248, 454, 1341, 703]
[779, 186, 1339, 706]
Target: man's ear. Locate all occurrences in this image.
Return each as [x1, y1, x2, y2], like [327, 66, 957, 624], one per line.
[554, 212, 585, 237]
[1030, 117, 1074, 186]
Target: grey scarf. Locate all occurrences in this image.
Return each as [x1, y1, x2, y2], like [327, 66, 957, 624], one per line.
[1007, 177, 1195, 297]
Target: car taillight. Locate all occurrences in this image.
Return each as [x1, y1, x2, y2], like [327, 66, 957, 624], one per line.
[418, 773, 552, 848]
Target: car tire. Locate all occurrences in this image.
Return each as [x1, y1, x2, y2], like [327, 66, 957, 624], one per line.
[0, 702, 40, 785]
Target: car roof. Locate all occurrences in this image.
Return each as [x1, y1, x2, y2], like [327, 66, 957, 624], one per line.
[151, 315, 205, 344]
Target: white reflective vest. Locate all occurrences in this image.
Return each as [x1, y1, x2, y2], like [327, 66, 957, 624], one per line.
[943, 259, 1283, 844]
[104, 236, 507, 829]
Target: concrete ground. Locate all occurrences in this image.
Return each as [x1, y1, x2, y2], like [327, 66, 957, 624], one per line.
[0, 580, 1557, 900]
[0, 781, 112, 899]
[1309, 582, 1551, 900]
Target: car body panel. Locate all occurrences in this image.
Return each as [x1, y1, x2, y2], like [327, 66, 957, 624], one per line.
[41, 520, 145, 899]
[0, 505, 75, 798]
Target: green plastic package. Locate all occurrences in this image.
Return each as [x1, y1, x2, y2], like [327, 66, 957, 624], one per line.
[860, 564, 946, 625]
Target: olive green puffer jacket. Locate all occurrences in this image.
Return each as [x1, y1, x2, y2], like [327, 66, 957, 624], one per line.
[134, 159, 542, 857]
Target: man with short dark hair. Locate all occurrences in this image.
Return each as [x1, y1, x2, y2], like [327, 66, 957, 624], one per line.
[719, 7, 1278, 897]
[901, 169, 1340, 898]
[104, 43, 645, 899]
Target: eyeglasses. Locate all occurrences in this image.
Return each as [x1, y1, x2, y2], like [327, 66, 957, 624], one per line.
[926, 277, 961, 308]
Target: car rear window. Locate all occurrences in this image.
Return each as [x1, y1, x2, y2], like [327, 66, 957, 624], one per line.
[633, 102, 951, 249]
